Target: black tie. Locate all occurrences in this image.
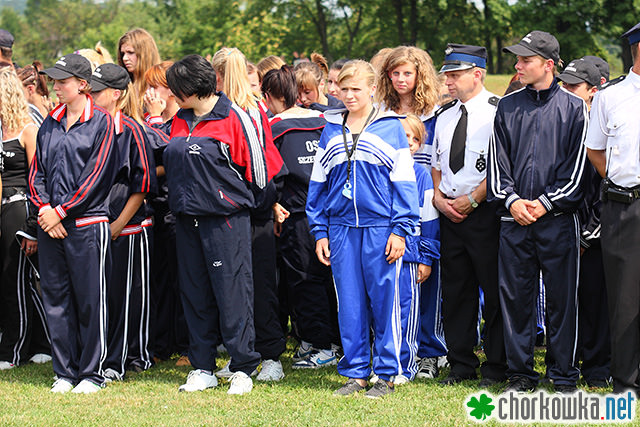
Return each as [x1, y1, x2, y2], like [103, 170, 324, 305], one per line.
[449, 104, 467, 174]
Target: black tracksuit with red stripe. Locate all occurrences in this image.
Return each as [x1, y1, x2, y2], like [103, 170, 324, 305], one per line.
[28, 96, 118, 386]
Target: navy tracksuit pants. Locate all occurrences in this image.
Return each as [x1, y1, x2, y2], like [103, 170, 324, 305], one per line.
[38, 220, 110, 386]
[104, 225, 154, 376]
[175, 211, 260, 375]
[499, 213, 580, 386]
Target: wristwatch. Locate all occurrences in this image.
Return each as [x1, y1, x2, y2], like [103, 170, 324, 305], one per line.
[467, 193, 478, 209]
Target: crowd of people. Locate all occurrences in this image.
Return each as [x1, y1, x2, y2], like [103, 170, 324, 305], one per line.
[0, 21, 639, 399]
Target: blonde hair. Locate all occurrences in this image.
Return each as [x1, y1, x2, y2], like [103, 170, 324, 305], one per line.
[116, 83, 143, 125]
[337, 60, 376, 88]
[370, 47, 393, 73]
[212, 47, 257, 110]
[402, 113, 426, 145]
[117, 28, 161, 108]
[0, 68, 33, 133]
[76, 42, 114, 72]
[377, 46, 440, 116]
[257, 55, 286, 81]
[294, 52, 328, 95]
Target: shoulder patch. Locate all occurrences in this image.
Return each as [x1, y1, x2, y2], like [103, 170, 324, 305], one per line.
[434, 99, 458, 117]
[599, 75, 625, 91]
[488, 96, 500, 106]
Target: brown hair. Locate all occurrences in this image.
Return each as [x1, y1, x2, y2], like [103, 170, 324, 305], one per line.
[257, 55, 286, 81]
[117, 28, 161, 109]
[16, 61, 49, 97]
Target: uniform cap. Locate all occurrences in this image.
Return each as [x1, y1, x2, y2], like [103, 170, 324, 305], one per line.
[622, 22, 640, 45]
[503, 30, 560, 64]
[40, 54, 92, 81]
[557, 58, 601, 87]
[90, 63, 131, 92]
[582, 56, 609, 81]
[0, 29, 14, 48]
[440, 44, 487, 73]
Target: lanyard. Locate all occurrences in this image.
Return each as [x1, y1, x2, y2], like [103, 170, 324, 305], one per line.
[341, 107, 376, 198]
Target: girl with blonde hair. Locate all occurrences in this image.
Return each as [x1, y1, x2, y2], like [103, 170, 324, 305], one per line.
[117, 28, 161, 113]
[76, 41, 114, 71]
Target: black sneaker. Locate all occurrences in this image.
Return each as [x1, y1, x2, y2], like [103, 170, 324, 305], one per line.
[504, 376, 537, 393]
[440, 373, 476, 385]
[554, 383, 577, 394]
[334, 378, 366, 396]
[365, 380, 394, 399]
[586, 378, 610, 389]
[479, 377, 504, 388]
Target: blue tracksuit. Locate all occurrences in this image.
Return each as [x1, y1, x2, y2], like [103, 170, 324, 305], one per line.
[398, 162, 441, 379]
[306, 108, 419, 381]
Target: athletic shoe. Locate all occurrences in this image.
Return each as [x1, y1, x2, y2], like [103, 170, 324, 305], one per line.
[175, 355, 191, 367]
[334, 378, 366, 396]
[437, 355, 449, 369]
[479, 377, 504, 388]
[292, 341, 314, 362]
[554, 383, 577, 394]
[29, 354, 52, 364]
[393, 375, 410, 385]
[439, 373, 476, 385]
[416, 357, 438, 379]
[178, 369, 218, 392]
[72, 379, 102, 394]
[292, 350, 337, 369]
[227, 371, 253, 395]
[256, 359, 284, 381]
[0, 361, 16, 370]
[370, 373, 379, 383]
[216, 361, 258, 378]
[365, 380, 395, 399]
[504, 375, 537, 393]
[50, 378, 74, 393]
[102, 368, 123, 383]
[586, 378, 610, 389]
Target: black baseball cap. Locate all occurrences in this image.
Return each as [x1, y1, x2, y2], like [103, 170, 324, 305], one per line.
[503, 31, 560, 64]
[440, 44, 487, 73]
[582, 56, 609, 81]
[622, 22, 640, 45]
[90, 63, 131, 92]
[557, 59, 601, 87]
[0, 29, 14, 48]
[40, 54, 92, 81]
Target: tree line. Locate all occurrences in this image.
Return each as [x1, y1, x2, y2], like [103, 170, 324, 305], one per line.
[1, 0, 637, 74]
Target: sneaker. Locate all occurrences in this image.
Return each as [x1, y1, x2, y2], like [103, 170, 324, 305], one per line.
[393, 375, 410, 385]
[437, 355, 450, 369]
[0, 361, 16, 370]
[216, 361, 258, 378]
[175, 355, 191, 367]
[416, 357, 438, 379]
[370, 373, 379, 383]
[292, 341, 314, 362]
[102, 368, 123, 383]
[334, 378, 366, 396]
[50, 378, 74, 393]
[439, 373, 476, 385]
[178, 369, 218, 392]
[365, 380, 395, 399]
[586, 378, 610, 389]
[292, 350, 337, 369]
[554, 383, 577, 394]
[227, 371, 253, 395]
[479, 377, 504, 388]
[504, 375, 537, 393]
[72, 379, 102, 394]
[29, 354, 52, 364]
[256, 359, 284, 381]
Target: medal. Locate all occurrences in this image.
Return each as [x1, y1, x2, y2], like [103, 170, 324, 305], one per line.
[342, 182, 353, 199]
[476, 154, 486, 172]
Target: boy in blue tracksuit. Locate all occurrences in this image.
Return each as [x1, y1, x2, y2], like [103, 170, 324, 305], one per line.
[306, 60, 419, 398]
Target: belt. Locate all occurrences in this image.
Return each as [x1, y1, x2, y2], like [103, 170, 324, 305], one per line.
[1, 193, 28, 205]
[603, 183, 640, 204]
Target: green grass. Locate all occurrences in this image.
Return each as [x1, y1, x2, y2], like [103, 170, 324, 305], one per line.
[484, 75, 515, 97]
[0, 341, 632, 426]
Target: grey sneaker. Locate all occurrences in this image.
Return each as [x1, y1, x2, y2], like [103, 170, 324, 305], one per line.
[365, 380, 395, 399]
[256, 359, 284, 381]
[416, 357, 438, 379]
[333, 378, 366, 396]
[102, 368, 123, 383]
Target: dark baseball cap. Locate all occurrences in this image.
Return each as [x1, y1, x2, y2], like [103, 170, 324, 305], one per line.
[557, 59, 601, 87]
[582, 56, 609, 81]
[0, 29, 14, 48]
[622, 22, 640, 45]
[40, 54, 92, 81]
[440, 43, 487, 73]
[503, 31, 560, 64]
[90, 63, 131, 92]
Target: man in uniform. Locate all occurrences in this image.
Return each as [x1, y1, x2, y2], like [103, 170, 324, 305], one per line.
[584, 22, 640, 395]
[488, 31, 588, 393]
[432, 44, 507, 387]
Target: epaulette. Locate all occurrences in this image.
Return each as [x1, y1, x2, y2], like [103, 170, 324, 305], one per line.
[434, 99, 458, 117]
[488, 96, 500, 106]
[598, 75, 625, 91]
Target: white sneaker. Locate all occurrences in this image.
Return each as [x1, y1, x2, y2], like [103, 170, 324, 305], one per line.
[256, 359, 284, 381]
[50, 378, 74, 393]
[102, 368, 123, 383]
[437, 355, 450, 369]
[0, 361, 16, 370]
[393, 375, 410, 385]
[29, 354, 52, 364]
[370, 373, 379, 383]
[227, 371, 253, 395]
[178, 369, 218, 392]
[416, 357, 439, 379]
[71, 379, 102, 394]
[216, 361, 258, 378]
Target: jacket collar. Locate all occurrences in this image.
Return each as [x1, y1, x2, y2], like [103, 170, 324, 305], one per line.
[524, 77, 560, 102]
[324, 106, 403, 125]
[50, 94, 95, 123]
[176, 92, 233, 123]
[114, 110, 124, 135]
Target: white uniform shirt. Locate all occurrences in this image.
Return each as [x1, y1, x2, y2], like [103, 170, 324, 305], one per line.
[433, 87, 497, 198]
[584, 68, 640, 188]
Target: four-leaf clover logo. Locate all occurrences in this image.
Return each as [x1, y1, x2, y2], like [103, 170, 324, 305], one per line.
[467, 393, 495, 421]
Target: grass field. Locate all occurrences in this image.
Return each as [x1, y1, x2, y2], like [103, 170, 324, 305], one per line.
[484, 74, 514, 96]
[0, 339, 634, 426]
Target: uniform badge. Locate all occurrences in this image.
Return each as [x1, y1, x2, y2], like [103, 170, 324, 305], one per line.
[476, 154, 486, 172]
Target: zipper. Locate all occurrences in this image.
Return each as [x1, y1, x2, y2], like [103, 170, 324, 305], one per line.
[218, 189, 240, 208]
[186, 130, 193, 143]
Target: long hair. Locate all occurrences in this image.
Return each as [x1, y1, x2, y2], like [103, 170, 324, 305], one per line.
[376, 46, 440, 116]
[117, 28, 161, 99]
[0, 68, 33, 133]
[16, 61, 49, 97]
[212, 47, 257, 110]
[116, 83, 143, 125]
[76, 41, 114, 72]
